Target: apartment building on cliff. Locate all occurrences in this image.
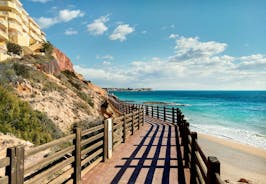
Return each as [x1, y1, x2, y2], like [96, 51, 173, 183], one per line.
[0, 0, 46, 60]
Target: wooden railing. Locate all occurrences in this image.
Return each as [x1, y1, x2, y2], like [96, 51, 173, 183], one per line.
[0, 108, 144, 184]
[112, 102, 224, 184]
[0, 95, 224, 184]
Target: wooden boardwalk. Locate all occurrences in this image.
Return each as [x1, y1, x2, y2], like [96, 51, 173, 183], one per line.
[82, 116, 190, 184]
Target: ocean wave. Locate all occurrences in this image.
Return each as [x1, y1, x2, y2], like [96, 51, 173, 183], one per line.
[143, 101, 191, 106]
[190, 124, 266, 150]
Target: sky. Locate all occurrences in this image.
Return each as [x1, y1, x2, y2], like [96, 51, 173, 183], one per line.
[23, 0, 266, 90]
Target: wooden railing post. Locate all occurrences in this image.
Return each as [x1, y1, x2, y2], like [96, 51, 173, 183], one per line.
[164, 107, 166, 121]
[138, 110, 140, 130]
[176, 108, 180, 125]
[142, 108, 145, 126]
[172, 107, 174, 123]
[74, 125, 81, 184]
[123, 114, 127, 143]
[190, 132, 197, 184]
[131, 113, 134, 135]
[151, 106, 154, 117]
[183, 123, 190, 168]
[104, 120, 108, 162]
[157, 106, 159, 119]
[207, 156, 220, 184]
[146, 106, 148, 116]
[7, 146, 24, 184]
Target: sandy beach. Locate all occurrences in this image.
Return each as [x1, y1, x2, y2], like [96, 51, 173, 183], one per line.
[198, 133, 266, 184]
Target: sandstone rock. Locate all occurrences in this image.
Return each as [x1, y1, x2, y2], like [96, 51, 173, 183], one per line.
[39, 59, 61, 74]
[52, 47, 74, 72]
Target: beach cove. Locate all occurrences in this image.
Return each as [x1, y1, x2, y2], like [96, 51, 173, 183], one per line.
[113, 90, 266, 183]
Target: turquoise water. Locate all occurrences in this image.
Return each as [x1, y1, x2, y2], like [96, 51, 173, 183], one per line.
[112, 91, 266, 149]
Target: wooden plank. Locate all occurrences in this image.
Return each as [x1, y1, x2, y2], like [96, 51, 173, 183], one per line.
[125, 117, 133, 124]
[196, 164, 205, 184]
[16, 147, 24, 184]
[131, 113, 134, 135]
[215, 173, 225, 184]
[104, 120, 108, 162]
[7, 147, 16, 184]
[74, 127, 81, 184]
[81, 132, 104, 147]
[81, 156, 103, 178]
[196, 141, 208, 165]
[81, 148, 103, 167]
[81, 140, 103, 156]
[113, 122, 122, 130]
[123, 115, 126, 143]
[81, 124, 104, 137]
[49, 167, 74, 184]
[113, 116, 123, 122]
[0, 157, 10, 168]
[207, 156, 220, 184]
[195, 152, 207, 182]
[0, 176, 8, 184]
[26, 156, 75, 184]
[24, 145, 75, 175]
[26, 134, 75, 157]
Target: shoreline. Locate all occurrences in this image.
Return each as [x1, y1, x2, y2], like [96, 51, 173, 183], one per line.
[198, 133, 266, 184]
[198, 133, 266, 159]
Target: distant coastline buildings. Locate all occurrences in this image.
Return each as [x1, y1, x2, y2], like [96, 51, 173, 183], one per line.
[0, 0, 46, 60]
[104, 88, 152, 92]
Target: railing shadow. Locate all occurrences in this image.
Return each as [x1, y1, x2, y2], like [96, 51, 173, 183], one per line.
[111, 117, 186, 184]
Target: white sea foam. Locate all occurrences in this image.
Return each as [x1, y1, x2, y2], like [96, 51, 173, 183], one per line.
[190, 124, 266, 150]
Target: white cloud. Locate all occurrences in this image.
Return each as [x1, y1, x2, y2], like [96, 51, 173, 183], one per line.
[96, 55, 113, 60]
[109, 24, 135, 42]
[31, 0, 51, 3]
[162, 24, 175, 30]
[174, 36, 227, 59]
[102, 61, 112, 66]
[87, 15, 109, 35]
[74, 35, 266, 90]
[169, 34, 179, 39]
[36, 9, 84, 29]
[36, 17, 57, 29]
[58, 9, 84, 22]
[64, 28, 78, 35]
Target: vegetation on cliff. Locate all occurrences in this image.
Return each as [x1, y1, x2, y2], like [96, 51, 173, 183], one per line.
[0, 85, 63, 145]
[0, 53, 102, 145]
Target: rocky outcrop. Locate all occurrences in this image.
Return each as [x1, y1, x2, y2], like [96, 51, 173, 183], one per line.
[52, 48, 74, 72]
[38, 59, 61, 75]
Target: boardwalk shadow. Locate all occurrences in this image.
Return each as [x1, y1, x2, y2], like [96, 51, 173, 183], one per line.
[111, 117, 186, 184]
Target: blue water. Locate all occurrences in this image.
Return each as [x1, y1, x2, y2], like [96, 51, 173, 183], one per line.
[112, 91, 266, 149]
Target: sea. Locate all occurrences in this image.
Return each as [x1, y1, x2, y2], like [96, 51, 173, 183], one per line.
[112, 91, 266, 150]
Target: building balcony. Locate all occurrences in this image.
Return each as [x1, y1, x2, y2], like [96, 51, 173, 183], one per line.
[0, 17, 7, 28]
[0, 28, 8, 40]
[30, 31, 42, 42]
[7, 11, 22, 23]
[9, 21, 22, 32]
[0, 1, 17, 12]
[29, 21, 41, 35]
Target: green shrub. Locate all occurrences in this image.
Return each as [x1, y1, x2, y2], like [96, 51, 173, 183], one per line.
[13, 63, 31, 78]
[0, 85, 64, 144]
[77, 91, 94, 107]
[12, 62, 62, 92]
[7, 42, 22, 56]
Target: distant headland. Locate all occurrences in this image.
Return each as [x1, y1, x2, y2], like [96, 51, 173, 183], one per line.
[104, 88, 152, 92]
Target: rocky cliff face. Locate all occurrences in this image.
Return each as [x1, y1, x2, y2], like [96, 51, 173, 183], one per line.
[52, 48, 74, 72]
[0, 49, 117, 156]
